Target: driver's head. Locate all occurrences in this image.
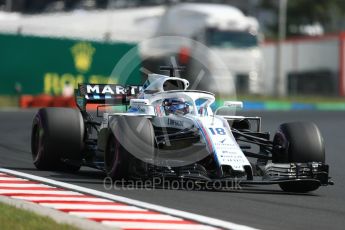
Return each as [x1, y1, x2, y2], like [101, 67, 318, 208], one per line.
[162, 98, 189, 115]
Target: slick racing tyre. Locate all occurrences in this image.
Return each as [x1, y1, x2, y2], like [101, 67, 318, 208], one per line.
[105, 116, 155, 180]
[31, 108, 84, 171]
[273, 122, 325, 193]
[105, 134, 129, 180]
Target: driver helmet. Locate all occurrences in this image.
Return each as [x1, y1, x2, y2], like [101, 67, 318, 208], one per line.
[162, 98, 189, 115]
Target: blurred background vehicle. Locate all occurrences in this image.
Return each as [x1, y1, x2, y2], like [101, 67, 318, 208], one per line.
[142, 3, 264, 95]
[1, 0, 345, 108]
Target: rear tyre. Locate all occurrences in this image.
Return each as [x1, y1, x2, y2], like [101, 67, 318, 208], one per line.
[273, 122, 325, 193]
[31, 108, 84, 171]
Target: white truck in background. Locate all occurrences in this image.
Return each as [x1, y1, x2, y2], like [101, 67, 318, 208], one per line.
[141, 3, 264, 95]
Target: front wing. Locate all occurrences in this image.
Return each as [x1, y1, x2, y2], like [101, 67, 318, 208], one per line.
[147, 162, 332, 187]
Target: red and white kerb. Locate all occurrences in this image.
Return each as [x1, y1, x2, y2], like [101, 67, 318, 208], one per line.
[0, 172, 219, 230]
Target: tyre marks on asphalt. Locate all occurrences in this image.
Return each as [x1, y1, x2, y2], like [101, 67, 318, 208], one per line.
[0, 172, 218, 230]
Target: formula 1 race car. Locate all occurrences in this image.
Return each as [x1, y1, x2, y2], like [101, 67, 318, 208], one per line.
[31, 67, 333, 193]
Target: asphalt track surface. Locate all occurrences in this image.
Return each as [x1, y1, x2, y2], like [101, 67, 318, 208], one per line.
[0, 109, 344, 230]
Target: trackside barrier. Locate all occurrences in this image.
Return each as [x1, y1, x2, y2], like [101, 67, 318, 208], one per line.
[19, 95, 76, 108]
[19, 95, 100, 110]
[21, 96, 345, 111]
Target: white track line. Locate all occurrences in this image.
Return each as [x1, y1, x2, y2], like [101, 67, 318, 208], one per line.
[0, 190, 82, 195]
[0, 177, 28, 181]
[0, 168, 259, 230]
[12, 196, 113, 202]
[0, 183, 53, 188]
[40, 203, 146, 211]
[69, 212, 182, 220]
[103, 221, 218, 230]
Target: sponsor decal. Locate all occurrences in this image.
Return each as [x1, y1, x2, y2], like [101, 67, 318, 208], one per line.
[44, 42, 114, 95]
[87, 84, 125, 94]
[71, 42, 95, 73]
[86, 84, 142, 95]
[44, 73, 115, 95]
[168, 118, 184, 127]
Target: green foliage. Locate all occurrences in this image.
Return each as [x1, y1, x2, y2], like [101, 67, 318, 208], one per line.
[0, 202, 80, 230]
[287, 0, 345, 33]
[260, 0, 345, 39]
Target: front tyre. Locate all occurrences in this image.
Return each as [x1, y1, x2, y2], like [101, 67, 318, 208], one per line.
[105, 134, 129, 180]
[105, 116, 155, 180]
[273, 122, 325, 193]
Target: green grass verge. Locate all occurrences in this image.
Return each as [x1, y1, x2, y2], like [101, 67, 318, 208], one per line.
[235, 94, 345, 103]
[0, 96, 18, 107]
[0, 202, 80, 230]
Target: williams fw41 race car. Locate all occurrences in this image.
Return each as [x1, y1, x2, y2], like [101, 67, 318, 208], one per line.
[31, 67, 333, 193]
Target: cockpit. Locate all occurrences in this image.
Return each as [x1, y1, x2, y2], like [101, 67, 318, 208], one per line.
[149, 91, 215, 117]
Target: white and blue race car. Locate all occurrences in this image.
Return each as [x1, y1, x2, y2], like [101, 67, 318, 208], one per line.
[31, 67, 333, 193]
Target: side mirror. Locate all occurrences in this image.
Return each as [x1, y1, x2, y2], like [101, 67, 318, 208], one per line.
[213, 101, 243, 119]
[130, 99, 150, 107]
[129, 99, 155, 116]
[223, 101, 243, 110]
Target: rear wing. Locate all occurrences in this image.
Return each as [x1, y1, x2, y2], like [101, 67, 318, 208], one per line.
[75, 84, 142, 110]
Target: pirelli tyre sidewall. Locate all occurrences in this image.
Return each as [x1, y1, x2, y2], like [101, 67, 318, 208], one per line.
[31, 108, 84, 170]
[106, 116, 155, 179]
[112, 116, 155, 161]
[105, 133, 129, 180]
[272, 121, 325, 193]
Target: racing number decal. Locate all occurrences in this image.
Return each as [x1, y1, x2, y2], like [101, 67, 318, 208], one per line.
[209, 127, 226, 135]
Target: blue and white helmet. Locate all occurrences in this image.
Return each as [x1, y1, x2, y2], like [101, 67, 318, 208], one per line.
[162, 98, 189, 115]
